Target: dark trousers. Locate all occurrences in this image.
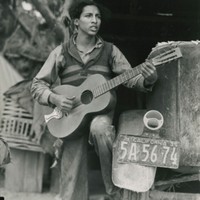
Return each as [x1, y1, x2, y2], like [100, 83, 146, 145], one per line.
[59, 110, 120, 200]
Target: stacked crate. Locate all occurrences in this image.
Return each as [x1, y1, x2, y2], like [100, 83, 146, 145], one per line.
[0, 97, 44, 192]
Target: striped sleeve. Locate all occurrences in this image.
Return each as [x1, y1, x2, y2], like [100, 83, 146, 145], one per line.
[31, 45, 64, 105]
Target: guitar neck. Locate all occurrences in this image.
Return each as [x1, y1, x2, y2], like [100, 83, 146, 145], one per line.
[92, 47, 182, 98]
[93, 63, 142, 98]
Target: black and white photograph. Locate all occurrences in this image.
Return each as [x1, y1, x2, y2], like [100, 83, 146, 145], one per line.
[0, 0, 200, 200]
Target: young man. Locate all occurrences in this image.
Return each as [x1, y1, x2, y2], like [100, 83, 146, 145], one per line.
[31, 1, 157, 199]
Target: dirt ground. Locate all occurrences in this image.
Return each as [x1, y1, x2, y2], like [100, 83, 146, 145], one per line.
[0, 188, 109, 200]
[0, 173, 108, 200]
[0, 153, 109, 200]
[0, 188, 56, 200]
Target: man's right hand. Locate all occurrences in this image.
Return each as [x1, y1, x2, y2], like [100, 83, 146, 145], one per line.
[49, 93, 75, 114]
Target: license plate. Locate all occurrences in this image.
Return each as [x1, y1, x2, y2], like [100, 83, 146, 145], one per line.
[116, 134, 180, 169]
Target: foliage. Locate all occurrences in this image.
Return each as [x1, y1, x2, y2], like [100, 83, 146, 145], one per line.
[1, 0, 73, 79]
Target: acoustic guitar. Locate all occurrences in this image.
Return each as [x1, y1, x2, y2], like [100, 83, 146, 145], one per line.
[44, 47, 182, 138]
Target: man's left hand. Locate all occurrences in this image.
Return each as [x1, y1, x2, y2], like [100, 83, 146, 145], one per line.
[141, 61, 158, 86]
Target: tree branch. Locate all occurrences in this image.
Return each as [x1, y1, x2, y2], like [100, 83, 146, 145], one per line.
[31, 0, 70, 42]
[8, 5, 32, 38]
[59, 0, 74, 20]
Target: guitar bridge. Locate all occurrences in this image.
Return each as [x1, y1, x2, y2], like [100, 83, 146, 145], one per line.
[44, 108, 63, 123]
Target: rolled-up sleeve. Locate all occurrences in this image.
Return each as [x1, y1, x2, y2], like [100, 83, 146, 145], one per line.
[31, 45, 64, 105]
[110, 45, 152, 92]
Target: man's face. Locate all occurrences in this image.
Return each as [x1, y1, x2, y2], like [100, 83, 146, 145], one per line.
[75, 5, 101, 36]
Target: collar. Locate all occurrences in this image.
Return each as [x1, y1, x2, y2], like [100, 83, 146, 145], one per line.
[72, 34, 103, 51]
[65, 34, 104, 64]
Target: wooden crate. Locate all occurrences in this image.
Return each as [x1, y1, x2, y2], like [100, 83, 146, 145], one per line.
[5, 148, 45, 192]
[0, 97, 44, 192]
[0, 97, 41, 149]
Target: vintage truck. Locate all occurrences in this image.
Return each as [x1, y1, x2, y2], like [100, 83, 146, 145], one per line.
[112, 41, 200, 200]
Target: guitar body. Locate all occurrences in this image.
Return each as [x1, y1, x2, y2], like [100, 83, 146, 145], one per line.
[44, 74, 115, 138]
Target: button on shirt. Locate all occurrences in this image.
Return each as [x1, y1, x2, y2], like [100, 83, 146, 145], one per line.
[74, 36, 103, 64]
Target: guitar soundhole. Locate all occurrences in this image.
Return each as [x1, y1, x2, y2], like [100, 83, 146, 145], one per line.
[81, 90, 93, 104]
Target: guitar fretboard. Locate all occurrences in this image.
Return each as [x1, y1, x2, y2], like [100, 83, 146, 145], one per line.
[93, 65, 142, 98]
[92, 47, 182, 98]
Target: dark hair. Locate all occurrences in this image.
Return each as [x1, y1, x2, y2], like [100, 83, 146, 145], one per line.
[69, 0, 110, 21]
